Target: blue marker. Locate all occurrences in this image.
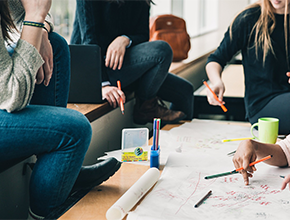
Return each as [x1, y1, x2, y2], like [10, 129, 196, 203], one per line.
[150, 118, 160, 169]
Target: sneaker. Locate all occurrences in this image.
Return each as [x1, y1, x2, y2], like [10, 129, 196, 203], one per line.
[133, 97, 186, 125]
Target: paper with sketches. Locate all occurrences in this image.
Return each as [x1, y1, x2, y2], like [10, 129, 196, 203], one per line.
[100, 119, 253, 166]
[127, 153, 290, 220]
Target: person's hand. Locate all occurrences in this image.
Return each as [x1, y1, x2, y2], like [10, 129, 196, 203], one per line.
[105, 36, 130, 70]
[21, 0, 51, 21]
[232, 139, 257, 185]
[281, 175, 290, 190]
[206, 81, 225, 106]
[286, 72, 290, 84]
[35, 30, 53, 86]
[102, 86, 126, 108]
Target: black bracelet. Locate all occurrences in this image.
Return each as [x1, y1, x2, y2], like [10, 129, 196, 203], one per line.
[43, 26, 49, 33]
[23, 21, 45, 28]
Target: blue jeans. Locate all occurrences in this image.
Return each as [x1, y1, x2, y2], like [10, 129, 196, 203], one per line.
[71, 0, 194, 119]
[0, 32, 92, 216]
[106, 41, 194, 119]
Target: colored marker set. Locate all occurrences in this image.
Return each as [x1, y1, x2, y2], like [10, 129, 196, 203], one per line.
[150, 118, 161, 169]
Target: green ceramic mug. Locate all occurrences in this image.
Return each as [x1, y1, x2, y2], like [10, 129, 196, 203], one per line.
[250, 117, 279, 144]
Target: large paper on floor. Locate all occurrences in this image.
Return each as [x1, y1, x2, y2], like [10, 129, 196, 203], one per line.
[101, 119, 253, 166]
[106, 167, 160, 220]
[127, 152, 290, 220]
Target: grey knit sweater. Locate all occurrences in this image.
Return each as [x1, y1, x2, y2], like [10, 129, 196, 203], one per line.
[0, 1, 44, 112]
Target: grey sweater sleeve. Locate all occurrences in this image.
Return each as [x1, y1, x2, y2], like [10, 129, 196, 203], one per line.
[0, 21, 44, 112]
[277, 135, 290, 167]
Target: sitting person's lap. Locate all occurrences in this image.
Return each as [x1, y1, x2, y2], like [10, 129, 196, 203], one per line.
[106, 40, 194, 121]
[249, 92, 290, 135]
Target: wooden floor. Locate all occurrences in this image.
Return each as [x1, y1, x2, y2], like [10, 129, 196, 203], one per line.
[58, 124, 177, 220]
[58, 163, 152, 220]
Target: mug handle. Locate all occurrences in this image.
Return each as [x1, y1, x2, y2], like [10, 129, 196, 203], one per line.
[250, 122, 259, 140]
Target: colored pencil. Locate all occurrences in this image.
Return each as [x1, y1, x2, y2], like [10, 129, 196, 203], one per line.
[202, 80, 227, 112]
[117, 80, 125, 114]
[222, 137, 254, 142]
[205, 170, 238, 179]
[155, 119, 160, 150]
[227, 150, 236, 156]
[235, 155, 272, 172]
[205, 155, 272, 179]
[152, 119, 157, 150]
[194, 190, 212, 208]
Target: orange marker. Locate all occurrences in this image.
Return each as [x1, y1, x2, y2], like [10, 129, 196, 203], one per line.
[203, 80, 227, 112]
[235, 155, 273, 172]
[117, 80, 125, 115]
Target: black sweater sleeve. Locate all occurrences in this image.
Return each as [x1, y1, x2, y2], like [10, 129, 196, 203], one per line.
[207, 7, 260, 68]
[126, 2, 150, 46]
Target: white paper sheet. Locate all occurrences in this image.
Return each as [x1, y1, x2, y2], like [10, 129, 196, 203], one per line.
[100, 119, 253, 166]
[125, 119, 290, 220]
[106, 168, 160, 220]
[127, 153, 290, 220]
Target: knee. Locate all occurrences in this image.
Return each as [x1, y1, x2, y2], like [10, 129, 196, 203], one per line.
[61, 109, 92, 151]
[49, 32, 70, 59]
[179, 78, 194, 96]
[186, 81, 194, 95]
[150, 40, 173, 62]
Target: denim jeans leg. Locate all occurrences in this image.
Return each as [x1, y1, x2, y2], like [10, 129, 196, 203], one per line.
[70, 7, 81, 44]
[106, 41, 172, 100]
[0, 106, 92, 216]
[71, 0, 97, 44]
[157, 73, 194, 119]
[30, 32, 70, 107]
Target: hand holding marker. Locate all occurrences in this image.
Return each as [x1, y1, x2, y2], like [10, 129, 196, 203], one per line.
[117, 80, 125, 114]
[205, 155, 272, 179]
[203, 80, 227, 112]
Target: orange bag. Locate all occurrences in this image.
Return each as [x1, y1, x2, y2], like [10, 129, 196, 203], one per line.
[149, 14, 191, 62]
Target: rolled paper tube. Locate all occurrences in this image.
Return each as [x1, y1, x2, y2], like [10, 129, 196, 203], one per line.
[106, 167, 160, 220]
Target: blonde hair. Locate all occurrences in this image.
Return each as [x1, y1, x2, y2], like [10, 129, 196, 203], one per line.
[230, 0, 289, 66]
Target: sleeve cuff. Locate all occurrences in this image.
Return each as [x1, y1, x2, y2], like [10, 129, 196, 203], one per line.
[102, 81, 111, 87]
[121, 35, 132, 48]
[277, 135, 290, 167]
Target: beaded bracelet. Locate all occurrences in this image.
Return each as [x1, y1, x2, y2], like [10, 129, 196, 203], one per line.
[23, 21, 45, 28]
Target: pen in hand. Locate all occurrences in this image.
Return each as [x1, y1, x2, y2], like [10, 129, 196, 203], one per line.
[204, 155, 272, 179]
[117, 80, 125, 115]
[203, 80, 227, 112]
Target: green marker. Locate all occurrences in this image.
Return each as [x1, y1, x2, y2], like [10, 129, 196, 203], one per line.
[204, 170, 238, 179]
[205, 155, 272, 180]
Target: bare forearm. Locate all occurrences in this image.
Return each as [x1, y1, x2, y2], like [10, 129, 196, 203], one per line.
[205, 61, 223, 83]
[20, 0, 51, 50]
[252, 140, 288, 167]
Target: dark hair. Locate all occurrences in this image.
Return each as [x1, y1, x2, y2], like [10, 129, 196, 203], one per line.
[0, 0, 16, 41]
